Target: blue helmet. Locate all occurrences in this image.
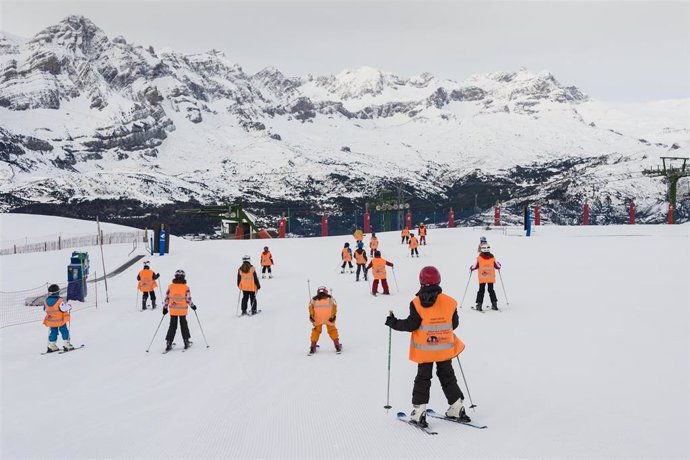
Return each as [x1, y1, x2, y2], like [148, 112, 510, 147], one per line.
[357, 241, 364, 249]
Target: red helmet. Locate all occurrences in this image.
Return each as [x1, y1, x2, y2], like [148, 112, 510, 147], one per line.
[419, 266, 441, 286]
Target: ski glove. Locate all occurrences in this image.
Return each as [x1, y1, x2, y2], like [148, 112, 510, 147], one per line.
[329, 316, 336, 323]
[191, 305, 197, 311]
[163, 308, 168, 315]
[385, 313, 396, 327]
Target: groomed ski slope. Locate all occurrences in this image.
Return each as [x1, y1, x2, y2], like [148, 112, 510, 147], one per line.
[1, 215, 689, 459]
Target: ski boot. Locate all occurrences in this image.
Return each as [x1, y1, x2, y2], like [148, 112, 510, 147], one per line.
[475, 303, 483, 312]
[410, 404, 428, 427]
[184, 339, 192, 350]
[446, 398, 471, 422]
[142, 300, 148, 310]
[491, 301, 498, 311]
[333, 339, 342, 354]
[340, 269, 345, 274]
[241, 311, 248, 316]
[308, 341, 317, 356]
[46, 342, 59, 353]
[152, 301, 157, 310]
[165, 341, 173, 352]
[269, 274, 273, 279]
[261, 275, 266, 279]
[62, 340, 75, 351]
[349, 270, 354, 274]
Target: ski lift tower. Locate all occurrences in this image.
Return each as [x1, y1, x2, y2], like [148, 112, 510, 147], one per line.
[642, 156, 690, 224]
[369, 188, 410, 231]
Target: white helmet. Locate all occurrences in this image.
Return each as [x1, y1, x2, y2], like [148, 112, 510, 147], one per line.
[242, 255, 251, 261]
[480, 244, 491, 253]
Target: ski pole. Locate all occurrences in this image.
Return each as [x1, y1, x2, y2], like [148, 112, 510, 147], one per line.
[384, 319, 393, 410]
[392, 267, 400, 293]
[145, 315, 165, 352]
[235, 290, 242, 317]
[458, 271, 472, 309]
[307, 279, 312, 299]
[498, 270, 510, 306]
[193, 309, 210, 348]
[135, 289, 140, 311]
[456, 356, 477, 411]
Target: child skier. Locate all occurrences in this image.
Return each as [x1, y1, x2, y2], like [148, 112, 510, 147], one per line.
[470, 244, 502, 311]
[354, 242, 369, 282]
[137, 261, 160, 310]
[341, 242, 353, 273]
[308, 286, 342, 355]
[367, 251, 394, 295]
[162, 269, 196, 350]
[401, 227, 410, 244]
[237, 255, 261, 315]
[477, 236, 488, 253]
[43, 284, 74, 352]
[385, 266, 469, 427]
[418, 223, 427, 245]
[353, 227, 364, 245]
[260, 246, 274, 279]
[409, 232, 420, 257]
[369, 233, 379, 256]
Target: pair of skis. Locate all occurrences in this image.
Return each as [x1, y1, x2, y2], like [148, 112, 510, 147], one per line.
[162, 341, 194, 354]
[41, 344, 85, 355]
[396, 409, 487, 435]
[238, 309, 262, 318]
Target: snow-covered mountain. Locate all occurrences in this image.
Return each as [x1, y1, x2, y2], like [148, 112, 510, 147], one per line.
[1, 15, 689, 225]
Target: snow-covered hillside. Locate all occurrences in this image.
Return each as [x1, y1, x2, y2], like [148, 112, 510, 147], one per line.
[1, 214, 688, 458]
[1, 16, 689, 223]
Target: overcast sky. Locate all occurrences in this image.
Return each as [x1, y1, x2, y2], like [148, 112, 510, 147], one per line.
[2, 0, 689, 101]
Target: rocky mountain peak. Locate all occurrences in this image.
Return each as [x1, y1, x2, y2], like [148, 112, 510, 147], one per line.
[30, 15, 109, 57]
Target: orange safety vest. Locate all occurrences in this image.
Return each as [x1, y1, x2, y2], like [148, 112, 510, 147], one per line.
[419, 226, 427, 236]
[477, 256, 496, 284]
[138, 269, 158, 292]
[311, 297, 336, 326]
[409, 294, 465, 363]
[239, 266, 257, 292]
[167, 283, 189, 316]
[43, 298, 69, 327]
[370, 237, 379, 249]
[260, 252, 273, 267]
[401, 228, 410, 237]
[354, 250, 367, 264]
[342, 248, 352, 262]
[371, 258, 388, 280]
[409, 236, 419, 249]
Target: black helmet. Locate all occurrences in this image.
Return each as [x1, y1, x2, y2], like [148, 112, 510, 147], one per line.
[48, 284, 60, 293]
[374, 250, 381, 257]
[174, 269, 186, 278]
[344, 242, 350, 247]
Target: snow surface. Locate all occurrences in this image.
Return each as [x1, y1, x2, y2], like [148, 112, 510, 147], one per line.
[1, 214, 689, 458]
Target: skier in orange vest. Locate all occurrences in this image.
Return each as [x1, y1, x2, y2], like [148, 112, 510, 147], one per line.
[385, 266, 469, 427]
[367, 251, 394, 295]
[401, 227, 410, 244]
[308, 286, 342, 355]
[260, 246, 274, 279]
[341, 242, 354, 273]
[162, 269, 196, 351]
[137, 261, 160, 310]
[409, 232, 420, 257]
[353, 242, 368, 281]
[470, 244, 502, 311]
[369, 233, 379, 256]
[237, 255, 261, 315]
[42, 284, 75, 353]
[418, 223, 427, 245]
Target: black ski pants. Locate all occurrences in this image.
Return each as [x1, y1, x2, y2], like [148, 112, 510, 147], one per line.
[261, 265, 272, 274]
[142, 290, 156, 307]
[356, 263, 368, 281]
[410, 248, 419, 257]
[412, 359, 464, 405]
[341, 261, 353, 269]
[166, 315, 190, 342]
[241, 290, 257, 313]
[476, 282, 497, 304]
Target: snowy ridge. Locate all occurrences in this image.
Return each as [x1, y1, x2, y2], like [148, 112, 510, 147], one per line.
[1, 15, 689, 222]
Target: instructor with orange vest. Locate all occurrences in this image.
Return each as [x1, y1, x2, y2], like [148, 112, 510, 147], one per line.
[385, 266, 469, 428]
